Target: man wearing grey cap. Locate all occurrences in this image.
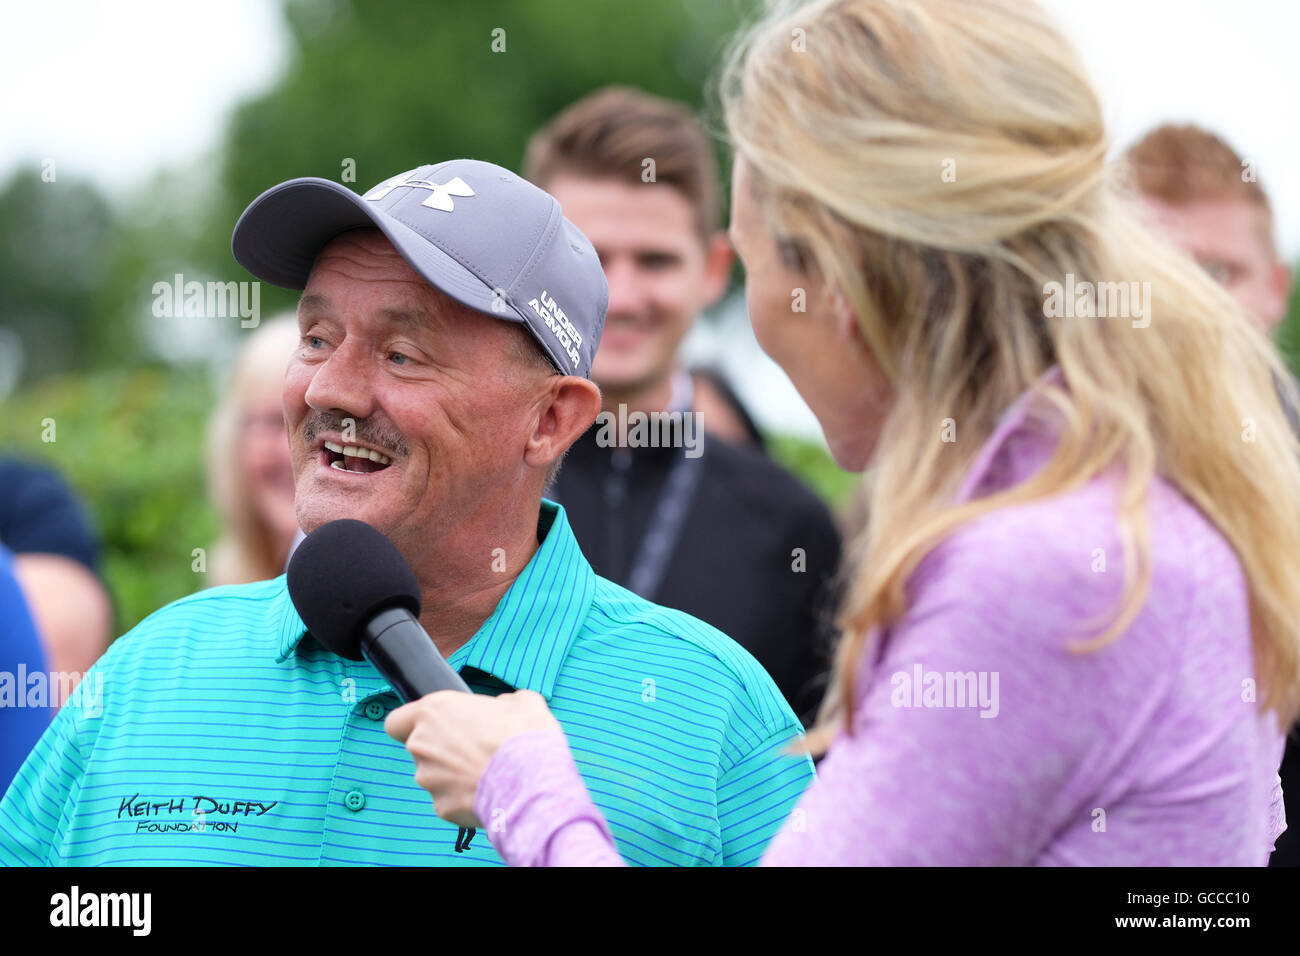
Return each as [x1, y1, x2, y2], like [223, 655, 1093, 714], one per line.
[0, 160, 815, 867]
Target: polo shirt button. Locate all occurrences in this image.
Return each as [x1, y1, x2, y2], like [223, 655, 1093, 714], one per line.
[344, 790, 366, 812]
[363, 700, 386, 721]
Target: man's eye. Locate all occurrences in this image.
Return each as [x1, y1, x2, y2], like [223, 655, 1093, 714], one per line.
[388, 351, 410, 365]
[306, 336, 325, 349]
[1199, 260, 1235, 286]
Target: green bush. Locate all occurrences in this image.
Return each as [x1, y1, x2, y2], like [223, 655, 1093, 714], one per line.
[767, 432, 860, 513]
[0, 367, 219, 636]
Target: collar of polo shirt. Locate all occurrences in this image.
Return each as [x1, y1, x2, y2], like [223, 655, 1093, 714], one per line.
[273, 499, 594, 701]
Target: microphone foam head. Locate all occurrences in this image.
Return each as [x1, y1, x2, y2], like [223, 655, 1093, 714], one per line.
[286, 518, 421, 660]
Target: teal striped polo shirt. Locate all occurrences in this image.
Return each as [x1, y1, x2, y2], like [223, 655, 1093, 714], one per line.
[0, 500, 814, 866]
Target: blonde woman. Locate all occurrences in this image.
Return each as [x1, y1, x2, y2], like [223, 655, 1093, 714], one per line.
[385, 0, 1300, 865]
[206, 315, 301, 586]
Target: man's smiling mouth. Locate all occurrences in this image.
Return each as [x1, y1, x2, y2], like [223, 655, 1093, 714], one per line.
[323, 440, 393, 474]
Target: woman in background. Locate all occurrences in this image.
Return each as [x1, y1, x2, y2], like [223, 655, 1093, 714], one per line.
[206, 315, 300, 586]
[386, 0, 1300, 865]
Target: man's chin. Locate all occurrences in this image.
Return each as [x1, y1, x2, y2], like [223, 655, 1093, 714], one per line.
[592, 362, 673, 397]
[295, 497, 387, 537]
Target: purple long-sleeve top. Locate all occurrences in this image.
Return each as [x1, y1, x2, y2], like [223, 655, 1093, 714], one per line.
[474, 373, 1288, 865]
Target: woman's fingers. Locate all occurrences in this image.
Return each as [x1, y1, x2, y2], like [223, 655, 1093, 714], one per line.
[385, 690, 563, 828]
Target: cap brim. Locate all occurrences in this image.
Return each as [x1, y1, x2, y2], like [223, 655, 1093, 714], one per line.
[231, 177, 525, 326]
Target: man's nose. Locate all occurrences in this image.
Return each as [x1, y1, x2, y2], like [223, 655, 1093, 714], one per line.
[303, 338, 377, 421]
[603, 259, 649, 317]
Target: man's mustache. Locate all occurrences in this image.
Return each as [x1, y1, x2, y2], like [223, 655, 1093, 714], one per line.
[301, 412, 409, 458]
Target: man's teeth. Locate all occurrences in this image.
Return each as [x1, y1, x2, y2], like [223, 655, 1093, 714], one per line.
[323, 440, 392, 465]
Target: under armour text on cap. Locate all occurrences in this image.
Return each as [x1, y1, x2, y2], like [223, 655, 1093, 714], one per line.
[231, 159, 608, 378]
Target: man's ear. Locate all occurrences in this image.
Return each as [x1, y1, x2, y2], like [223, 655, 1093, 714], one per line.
[1267, 259, 1293, 330]
[523, 376, 602, 473]
[700, 232, 734, 308]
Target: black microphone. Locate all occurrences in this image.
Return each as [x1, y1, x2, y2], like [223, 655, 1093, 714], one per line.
[286, 518, 471, 701]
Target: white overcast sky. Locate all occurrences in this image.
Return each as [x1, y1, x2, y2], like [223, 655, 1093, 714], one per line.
[0, 0, 1295, 255]
[0, 0, 287, 192]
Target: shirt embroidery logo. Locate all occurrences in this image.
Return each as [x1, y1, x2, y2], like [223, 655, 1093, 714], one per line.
[117, 792, 278, 835]
[455, 826, 477, 852]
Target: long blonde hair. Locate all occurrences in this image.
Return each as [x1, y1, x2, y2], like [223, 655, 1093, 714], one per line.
[720, 0, 1300, 753]
[207, 316, 301, 585]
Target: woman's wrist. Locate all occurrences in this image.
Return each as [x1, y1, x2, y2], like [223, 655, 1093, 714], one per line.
[476, 729, 573, 815]
[475, 728, 606, 865]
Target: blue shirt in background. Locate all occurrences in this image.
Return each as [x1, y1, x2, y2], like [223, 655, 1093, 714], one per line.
[0, 546, 51, 795]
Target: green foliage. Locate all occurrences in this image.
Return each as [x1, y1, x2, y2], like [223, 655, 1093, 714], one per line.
[767, 432, 860, 512]
[212, 0, 751, 322]
[0, 169, 124, 386]
[1273, 273, 1300, 378]
[0, 367, 220, 635]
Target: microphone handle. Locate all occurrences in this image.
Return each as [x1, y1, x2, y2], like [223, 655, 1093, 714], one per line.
[361, 606, 472, 702]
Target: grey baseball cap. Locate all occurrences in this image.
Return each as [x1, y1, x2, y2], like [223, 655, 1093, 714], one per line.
[231, 159, 607, 378]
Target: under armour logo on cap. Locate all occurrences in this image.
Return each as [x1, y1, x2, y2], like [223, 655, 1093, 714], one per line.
[364, 173, 475, 212]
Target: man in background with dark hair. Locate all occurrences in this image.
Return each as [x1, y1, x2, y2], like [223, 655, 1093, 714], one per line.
[525, 87, 842, 725]
[1127, 123, 1297, 866]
